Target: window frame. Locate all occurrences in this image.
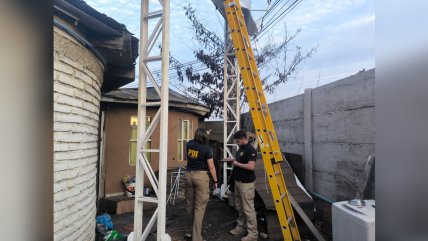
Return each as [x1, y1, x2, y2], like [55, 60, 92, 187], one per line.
[129, 116, 152, 166]
[177, 119, 193, 161]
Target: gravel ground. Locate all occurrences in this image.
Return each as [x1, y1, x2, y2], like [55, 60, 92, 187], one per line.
[110, 197, 267, 241]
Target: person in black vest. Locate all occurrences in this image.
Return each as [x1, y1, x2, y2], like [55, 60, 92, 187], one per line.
[185, 128, 218, 241]
[229, 130, 258, 241]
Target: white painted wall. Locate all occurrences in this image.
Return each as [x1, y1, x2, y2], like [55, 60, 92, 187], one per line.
[53, 26, 104, 241]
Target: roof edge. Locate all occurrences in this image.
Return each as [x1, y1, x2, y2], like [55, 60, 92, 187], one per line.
[101, 96, 210, 117]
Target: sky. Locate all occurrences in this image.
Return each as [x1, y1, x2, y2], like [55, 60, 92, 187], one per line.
[86, 0, 375, 106]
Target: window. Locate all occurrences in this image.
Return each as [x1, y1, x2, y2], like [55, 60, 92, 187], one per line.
[129, 116, 152, 165]
[177, 119, 193, 161]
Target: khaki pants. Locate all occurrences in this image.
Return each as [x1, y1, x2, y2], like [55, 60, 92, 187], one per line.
[185, 171, 210, 241]
[235, 181, 258, 238]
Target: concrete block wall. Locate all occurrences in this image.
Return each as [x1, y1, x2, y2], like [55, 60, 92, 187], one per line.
[242, 69, 375, 202]
[53, 26, 104, 241]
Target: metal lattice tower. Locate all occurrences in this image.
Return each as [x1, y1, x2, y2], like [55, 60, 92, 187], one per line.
[222, 23, 241, 197]
[133, 1, 301, 240]
[133, 0, 171, 240]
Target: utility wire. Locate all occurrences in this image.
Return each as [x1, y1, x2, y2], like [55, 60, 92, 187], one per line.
[263, 0, 283, 20]
[255, 0, 293, 39]
[262, 0, 290, 29]
[108, 0, 134, 16]
[255, 0, 302, 41]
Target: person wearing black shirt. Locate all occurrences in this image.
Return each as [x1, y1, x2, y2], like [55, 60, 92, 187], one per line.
[229, 130, 258, 241]
[185, 128, 218, 241]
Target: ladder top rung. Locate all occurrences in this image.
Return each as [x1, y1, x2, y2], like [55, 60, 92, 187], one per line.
[225, 2, 236, 8]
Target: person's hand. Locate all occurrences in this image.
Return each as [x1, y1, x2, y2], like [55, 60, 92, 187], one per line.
[232, 160, 239, 166]
[213, 182, 218, 189]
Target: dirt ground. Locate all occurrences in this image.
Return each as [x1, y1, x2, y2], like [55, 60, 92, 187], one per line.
[111, 197, 267, 241]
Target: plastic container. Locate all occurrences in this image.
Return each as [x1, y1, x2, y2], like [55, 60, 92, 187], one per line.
[332, 200, 375, 241]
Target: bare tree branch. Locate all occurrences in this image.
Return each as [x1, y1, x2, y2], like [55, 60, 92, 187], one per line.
[172, 4, 317, 118]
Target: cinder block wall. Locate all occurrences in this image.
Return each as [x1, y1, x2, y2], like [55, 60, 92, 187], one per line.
[53, 26, 104, 241]
[242, 69, 375, 202]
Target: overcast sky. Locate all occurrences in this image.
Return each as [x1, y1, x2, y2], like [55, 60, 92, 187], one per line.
[86, 0, 374, 105]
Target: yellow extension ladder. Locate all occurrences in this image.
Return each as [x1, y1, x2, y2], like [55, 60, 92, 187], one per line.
[224, 1, 301, 240]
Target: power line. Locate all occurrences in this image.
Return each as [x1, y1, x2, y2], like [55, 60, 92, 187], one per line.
[108, 0, 134, 16]
[262, 0, 289, 28]
[263, 0, 283, 19]
[119, 8, 140, 22]
[254, 0, 302, 41]
[255, 0, 293, 39]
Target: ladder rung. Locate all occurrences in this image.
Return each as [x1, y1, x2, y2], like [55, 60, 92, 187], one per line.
[274, 171, 280, 175]
[225, 2, 236, 8]
[238, 18, 244, 26]
[244, 39, 250, 48]
[280, 192, 287, 200]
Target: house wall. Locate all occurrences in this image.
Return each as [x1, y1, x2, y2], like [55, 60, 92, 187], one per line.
[242, 69, 375, 202]
[102, 104, 202, 196]
[53, 26, 104, 241]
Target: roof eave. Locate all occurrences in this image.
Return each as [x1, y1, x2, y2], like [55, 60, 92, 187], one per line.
[101, 97, 210, 117]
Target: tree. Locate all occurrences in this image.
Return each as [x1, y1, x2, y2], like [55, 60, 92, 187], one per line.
[171, 4, 317, 118]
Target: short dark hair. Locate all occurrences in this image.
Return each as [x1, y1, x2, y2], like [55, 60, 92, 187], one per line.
[194, 128, 209, 144]
[233, 130, 247, 140]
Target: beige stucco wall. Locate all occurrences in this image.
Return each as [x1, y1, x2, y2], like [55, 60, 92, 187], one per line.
[102, 104, 202, 196]
[53, 26, 104, 241]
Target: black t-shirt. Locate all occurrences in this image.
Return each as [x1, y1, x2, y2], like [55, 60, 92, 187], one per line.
[234, 143, 257, 183]
[185, 140, 213, 171]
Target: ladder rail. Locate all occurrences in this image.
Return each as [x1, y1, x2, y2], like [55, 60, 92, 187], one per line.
[223, 1, 301, 240]
[226, 2, 282, 163]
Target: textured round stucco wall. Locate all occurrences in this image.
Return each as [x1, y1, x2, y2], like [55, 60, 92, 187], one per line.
[53, 25, 104, 241]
